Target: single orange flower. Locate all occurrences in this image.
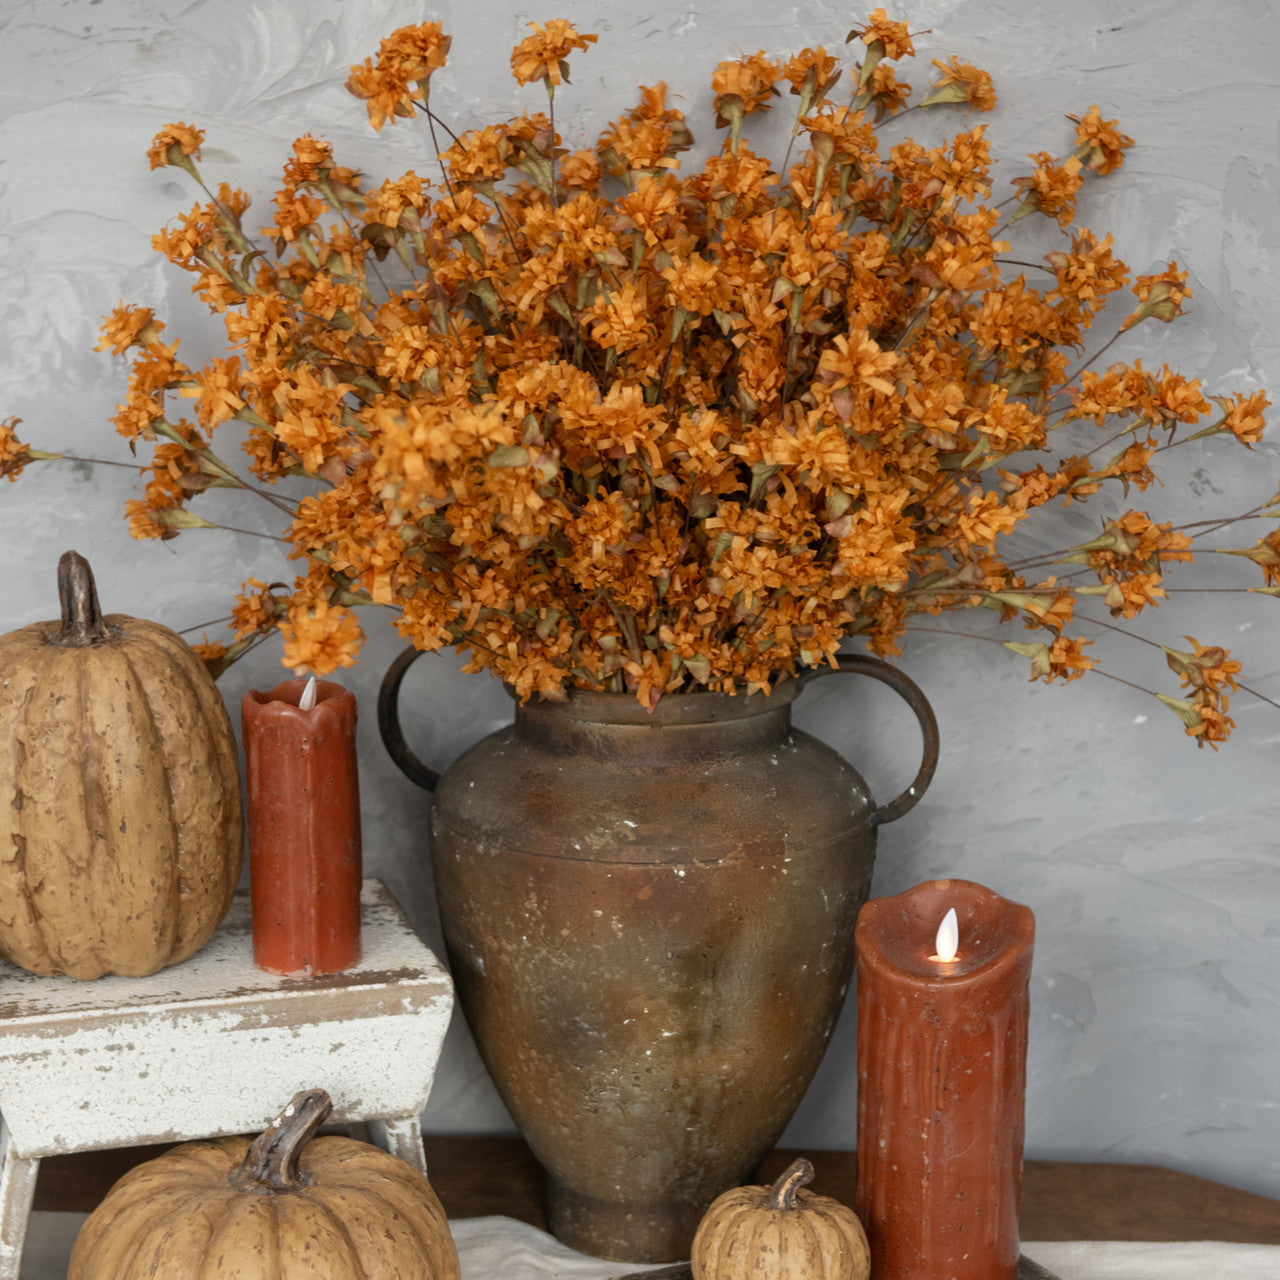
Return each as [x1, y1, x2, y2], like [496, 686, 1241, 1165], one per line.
[1072, 104, 1134, 173]
[923, 57, 996, 112]
[848, 9, 917, 60]
[0, 416, 31, 481]
[147, 122, 205, 171]
[510, 20, 597, 88]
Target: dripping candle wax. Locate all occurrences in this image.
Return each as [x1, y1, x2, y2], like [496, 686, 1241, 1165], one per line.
[241, 675, 362, 975]
[855, 879, 1035, 1280]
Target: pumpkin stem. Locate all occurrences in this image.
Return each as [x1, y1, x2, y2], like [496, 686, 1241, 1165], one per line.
[55, 550, 110, 647]
[228, 1089, 333, 1193]
[768, 1157, 815, 1211]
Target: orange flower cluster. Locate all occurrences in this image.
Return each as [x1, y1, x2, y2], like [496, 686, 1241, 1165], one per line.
[28, 14, 1275, 739]
[348, 22, 452, 129]
[1160, 637, 1243, 749]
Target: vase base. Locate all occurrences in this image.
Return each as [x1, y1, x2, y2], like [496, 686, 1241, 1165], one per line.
[548, 1182, 706, 1263]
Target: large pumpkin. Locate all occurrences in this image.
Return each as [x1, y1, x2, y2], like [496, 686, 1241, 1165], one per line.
[691, 1158, 871, 1280]
[0, 550, 242, 978]
[68, 1089, 461, 1280]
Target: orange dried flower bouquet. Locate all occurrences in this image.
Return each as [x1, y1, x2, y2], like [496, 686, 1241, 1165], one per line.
[6, 10, 1276, 742]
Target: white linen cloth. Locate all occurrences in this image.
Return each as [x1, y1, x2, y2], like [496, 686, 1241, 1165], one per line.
[450, 1216, 1280, 1280]
[21, 1211, 1280, 1278]
[1017, 1239, 1279, 1279]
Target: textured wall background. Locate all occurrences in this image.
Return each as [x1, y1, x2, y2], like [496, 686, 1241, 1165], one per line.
[1, 0, 1277, 1196]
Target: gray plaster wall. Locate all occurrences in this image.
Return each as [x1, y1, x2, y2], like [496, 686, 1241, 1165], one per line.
[1, 0, 1277, 1197]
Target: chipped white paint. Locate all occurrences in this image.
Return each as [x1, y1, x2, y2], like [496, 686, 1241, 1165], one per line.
[0, 882, 451, 1154]
[0, 881, 452, 1280]
[0, 1120, 38, 1280]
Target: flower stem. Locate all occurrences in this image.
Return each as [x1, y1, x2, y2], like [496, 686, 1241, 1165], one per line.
[45, 453, 145, 471]
[547, 89, 560, 209]
[196, 520, 291, 543]
[1063, 327, 1125, 387]
[1074, 608, 1280, 711]
[179, 613, 234, 635]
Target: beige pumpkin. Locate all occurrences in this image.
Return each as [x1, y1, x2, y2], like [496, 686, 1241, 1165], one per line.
[691, 1158, 871, 1280]
[69, 1089, 461, 1280]
[0, 550, 242, 978]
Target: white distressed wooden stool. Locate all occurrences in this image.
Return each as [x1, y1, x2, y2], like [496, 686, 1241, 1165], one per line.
[0, 879, 453, 1280]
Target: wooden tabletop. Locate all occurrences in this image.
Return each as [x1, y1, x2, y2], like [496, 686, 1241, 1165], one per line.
[33, 1134, 1280, 1245]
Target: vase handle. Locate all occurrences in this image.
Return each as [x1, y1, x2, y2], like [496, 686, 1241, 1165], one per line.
[799, 654, 939, 826]
[377, 646, 439, 792]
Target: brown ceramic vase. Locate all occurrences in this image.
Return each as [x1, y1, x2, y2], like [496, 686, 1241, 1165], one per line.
[379, 653, 938, 1263]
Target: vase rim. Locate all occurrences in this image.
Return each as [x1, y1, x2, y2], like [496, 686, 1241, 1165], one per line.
[510, 679, 802, 725]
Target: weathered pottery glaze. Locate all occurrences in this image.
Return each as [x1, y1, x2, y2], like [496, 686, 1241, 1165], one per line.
[379, 654, 937, 1262]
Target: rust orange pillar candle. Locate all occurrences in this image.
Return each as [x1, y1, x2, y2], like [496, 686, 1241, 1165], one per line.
[855, 878, 1034, 1280]
[241, 677, 362, 975]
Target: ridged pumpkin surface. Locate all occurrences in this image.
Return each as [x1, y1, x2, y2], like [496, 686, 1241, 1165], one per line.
[691, 1161, 871, 1280]
[67, 1133, 461, 1280]
[0, 610, 242, 978]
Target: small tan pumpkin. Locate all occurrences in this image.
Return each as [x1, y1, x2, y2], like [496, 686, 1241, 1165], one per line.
[0, 550, 242, 978]
[691, 1158, 871, 1280]
[69, 1089, 461, 1280]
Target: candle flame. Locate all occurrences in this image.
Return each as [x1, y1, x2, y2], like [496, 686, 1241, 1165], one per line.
[934, 907, 959, 962]
[299, 675, 318, 712]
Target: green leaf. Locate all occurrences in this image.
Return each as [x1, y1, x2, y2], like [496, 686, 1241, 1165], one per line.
[295, 231, 322, 270]
[1003, 640, 1050, 679]
[577, 272, 600, 310]
[487, 445, 530, 468]
[548, 294, 575, 324]
[749, 462, 780, 504]
[919, 82, 970, 109]
[1002, 641, 1047, 659]
[457, 231, 485, 264]
[153, 507, 217, 530]
[516, 150, 554, 194]
[855, 39, 885, 88]
[1157, 693, 1202, 729]
[471, 278, 502, 322]
[683, 654, 711, 683]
